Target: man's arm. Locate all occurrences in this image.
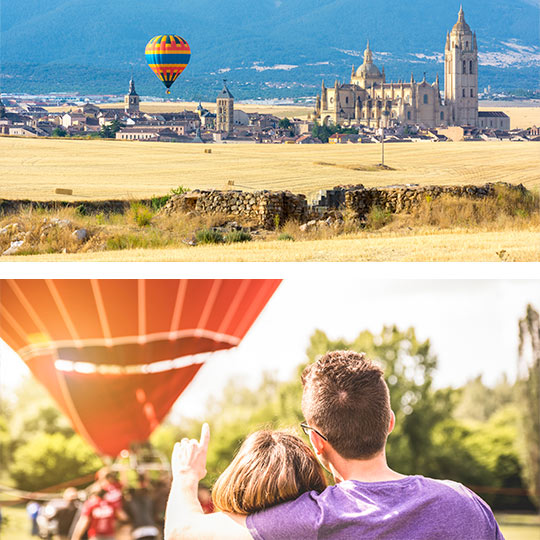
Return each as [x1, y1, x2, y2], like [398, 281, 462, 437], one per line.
[70, 514, 89, 540]
[164, 424, 252, 540]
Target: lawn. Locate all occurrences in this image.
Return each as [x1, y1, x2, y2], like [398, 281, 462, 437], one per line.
[1, 138, 539, 202]
[0, 506, 538, 539]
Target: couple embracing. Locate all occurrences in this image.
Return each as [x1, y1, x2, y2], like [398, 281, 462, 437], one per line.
[165, 351, 503, 539]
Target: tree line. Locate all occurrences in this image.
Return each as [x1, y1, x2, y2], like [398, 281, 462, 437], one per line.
[1, 308, 538, 513]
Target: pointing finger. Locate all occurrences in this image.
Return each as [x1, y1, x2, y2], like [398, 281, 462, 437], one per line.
[200, 423, 210, 450]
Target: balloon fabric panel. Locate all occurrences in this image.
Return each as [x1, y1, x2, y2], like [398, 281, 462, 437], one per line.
[145, 34, 191, 92]
[0, 279, 281, 456]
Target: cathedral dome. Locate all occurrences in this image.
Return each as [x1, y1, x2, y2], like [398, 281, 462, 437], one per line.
[355, 41, 382, 78]
[356, 62, 382, 77]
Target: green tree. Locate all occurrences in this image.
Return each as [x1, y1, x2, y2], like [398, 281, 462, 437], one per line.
[99, 118, 123, 138]
[10, 432, 103, 491]
[454, 375, 514, 423]
[52, 126, 67, 137]
[279, 117, 291, 129]
[517, 304, 540, 508]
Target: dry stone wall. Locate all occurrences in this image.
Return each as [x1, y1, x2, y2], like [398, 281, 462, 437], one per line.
[340, 182, 526, 219]
[160, 190, 307, 229]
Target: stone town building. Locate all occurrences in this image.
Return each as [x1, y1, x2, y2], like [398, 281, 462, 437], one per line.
[124, 77, 140, 115]
[216, 80, 234, 133]
[314, 7, 480, 128]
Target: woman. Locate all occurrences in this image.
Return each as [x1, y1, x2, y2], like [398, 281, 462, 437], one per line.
[165, 424, 326, 539]
[212, 429, 327, 514]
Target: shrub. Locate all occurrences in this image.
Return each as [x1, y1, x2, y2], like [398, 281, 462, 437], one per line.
[226, 230, 252, 243]
[150, 195, 171, 212]
[196, 229, 224, 244]
[278, 233, 295, 241]
[409, 186, 540, 229]
[130, 202, 154, 227]
[170, 185, 189, 196]
[75, 204, 88, 216]
[366, 206, 393, 230]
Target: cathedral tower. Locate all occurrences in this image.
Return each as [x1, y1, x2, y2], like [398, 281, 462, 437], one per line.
[445, 6, 478, 126]
[124, 77, 140, 115]
[216, 79, 234, 133]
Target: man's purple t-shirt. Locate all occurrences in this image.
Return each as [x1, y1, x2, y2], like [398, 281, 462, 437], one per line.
[247, 475, 503, 540]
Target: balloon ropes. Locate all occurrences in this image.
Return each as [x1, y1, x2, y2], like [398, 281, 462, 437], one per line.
[145, 34, 191, 94]
[0, 279, 281, 457]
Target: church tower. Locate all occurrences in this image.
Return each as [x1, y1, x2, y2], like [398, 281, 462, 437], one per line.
[445, 6, 478, 126]
[124, 77, 140, 115]
[216, 79, 234, 133]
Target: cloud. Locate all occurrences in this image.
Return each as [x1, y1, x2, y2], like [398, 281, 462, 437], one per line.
[251, 64, 298, 72]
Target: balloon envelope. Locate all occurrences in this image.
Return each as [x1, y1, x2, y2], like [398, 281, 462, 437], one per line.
[145, 34, 191, 93]
[0, 279, 280, 456]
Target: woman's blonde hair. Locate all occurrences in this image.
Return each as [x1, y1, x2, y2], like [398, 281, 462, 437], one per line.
[212, 430, 327, 515]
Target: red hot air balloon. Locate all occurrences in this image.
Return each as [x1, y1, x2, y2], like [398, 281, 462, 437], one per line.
[0, 279, 280, 456]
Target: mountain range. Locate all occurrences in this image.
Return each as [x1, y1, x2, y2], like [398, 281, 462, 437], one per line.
[1, 0, 539, 99]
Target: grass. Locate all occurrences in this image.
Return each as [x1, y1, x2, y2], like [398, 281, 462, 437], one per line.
[1, 138, 539, 202]
[0, 506, 538, 540]
[1, 186, 538, 260]
[2, 228, 538, 262]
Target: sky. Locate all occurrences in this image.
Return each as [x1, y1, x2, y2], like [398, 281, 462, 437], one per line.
[1, 278, 538, 420]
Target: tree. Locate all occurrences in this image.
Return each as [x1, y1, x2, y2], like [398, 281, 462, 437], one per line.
[10, 432, 103, 492]
[517, 304, 540, 508]
[99, 118, 123, 138]
[279, 117, 291, 129]
[52, 126, 67, 137]
[454, 375, 514, 423]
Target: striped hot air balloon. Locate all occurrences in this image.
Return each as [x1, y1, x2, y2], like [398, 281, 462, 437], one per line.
[0, 279, 280, 456]
[145, 34, 191, 94]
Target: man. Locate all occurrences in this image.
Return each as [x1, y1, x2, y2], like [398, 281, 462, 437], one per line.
[71, 484, 128, 540]
[36, 487, 81, 540]
[165, 350, 504, 539]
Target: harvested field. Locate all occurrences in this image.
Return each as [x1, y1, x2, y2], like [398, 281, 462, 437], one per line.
[478, 106, 540, 130]
[2, 229, 538, 262]
[1, 138, 538, 202]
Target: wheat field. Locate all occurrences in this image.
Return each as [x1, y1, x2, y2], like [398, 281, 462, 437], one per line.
[1, 137, 539, 201]
[2, 229, 538, 262]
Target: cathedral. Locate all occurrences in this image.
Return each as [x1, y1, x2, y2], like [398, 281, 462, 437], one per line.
[314, 7, 479, 128]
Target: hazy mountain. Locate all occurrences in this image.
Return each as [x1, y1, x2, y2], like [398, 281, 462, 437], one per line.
[1, 0, 538, 98]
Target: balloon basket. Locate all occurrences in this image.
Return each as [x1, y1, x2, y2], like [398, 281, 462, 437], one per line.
[166, 90, 171, 95]
[110, 442, 171, 476]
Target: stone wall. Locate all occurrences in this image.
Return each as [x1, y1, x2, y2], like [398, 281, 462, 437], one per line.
[337, 182, 526, 219]
[160, 190, 307, 229]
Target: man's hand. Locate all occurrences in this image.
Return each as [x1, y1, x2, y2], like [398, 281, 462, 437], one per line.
[172, 423, 210, 481]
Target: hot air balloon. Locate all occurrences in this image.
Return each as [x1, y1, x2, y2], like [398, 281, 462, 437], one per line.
[145, 35, 191, 94]
[0, 279, 280, 456]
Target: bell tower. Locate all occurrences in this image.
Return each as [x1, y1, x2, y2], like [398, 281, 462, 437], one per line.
[124, 77, 140, 115]
[216, 79, 234, 133]
[445, 6, 478, 126]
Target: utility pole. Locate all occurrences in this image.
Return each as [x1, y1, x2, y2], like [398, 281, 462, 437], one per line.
[381, 109, 390, 167]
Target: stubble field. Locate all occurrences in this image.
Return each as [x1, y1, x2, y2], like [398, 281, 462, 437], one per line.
[1, 138, 539, 202]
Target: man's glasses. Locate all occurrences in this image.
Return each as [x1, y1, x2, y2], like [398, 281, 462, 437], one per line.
[300, 422, 328, 442]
